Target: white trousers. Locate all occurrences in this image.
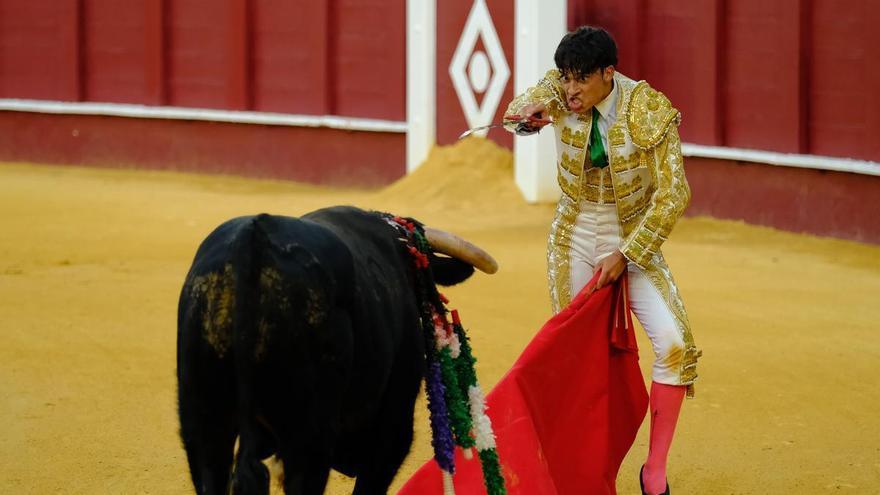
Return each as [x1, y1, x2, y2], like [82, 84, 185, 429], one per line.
[569, 201, 686, 385]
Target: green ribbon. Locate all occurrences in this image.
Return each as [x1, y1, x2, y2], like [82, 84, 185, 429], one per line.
[589, 106, 608, 168]
[439, 347, 475, 449]
[479, 449, 507, 495]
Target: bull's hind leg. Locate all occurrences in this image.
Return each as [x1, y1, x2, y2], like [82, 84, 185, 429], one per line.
[178, 315, 239, 493]
[179, 261, 242, 494]
[178, 376, 238, 495]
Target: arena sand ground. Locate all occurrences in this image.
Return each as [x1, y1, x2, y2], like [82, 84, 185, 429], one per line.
[1, 138, 879, 494]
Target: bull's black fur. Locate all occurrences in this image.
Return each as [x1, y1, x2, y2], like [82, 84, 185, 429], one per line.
[177, 206, 475, 495]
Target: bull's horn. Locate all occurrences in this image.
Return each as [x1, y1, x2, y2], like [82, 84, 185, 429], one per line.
[424, 227, 499, 275]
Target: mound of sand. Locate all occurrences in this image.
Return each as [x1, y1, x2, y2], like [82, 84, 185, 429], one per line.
[374, 137, 526, 214]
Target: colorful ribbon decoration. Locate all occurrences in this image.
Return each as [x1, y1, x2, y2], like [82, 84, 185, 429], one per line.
[386, 214, 506, 495]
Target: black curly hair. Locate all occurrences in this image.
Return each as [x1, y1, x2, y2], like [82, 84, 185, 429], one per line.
[554, 26, 618, 79]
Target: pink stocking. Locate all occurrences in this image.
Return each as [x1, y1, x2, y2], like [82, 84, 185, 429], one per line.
[643, 381, 686, 494]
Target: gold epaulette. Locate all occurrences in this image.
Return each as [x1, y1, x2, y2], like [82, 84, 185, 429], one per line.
[626, 81, 681, 150]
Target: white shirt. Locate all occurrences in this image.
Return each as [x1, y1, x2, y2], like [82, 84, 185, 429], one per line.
[590, 80, 618, 152]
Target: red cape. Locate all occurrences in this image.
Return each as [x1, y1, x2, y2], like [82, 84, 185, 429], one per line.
[398, 272, 648, 495]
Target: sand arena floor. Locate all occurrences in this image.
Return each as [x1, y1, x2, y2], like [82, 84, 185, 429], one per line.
[1, 138, 879, 494]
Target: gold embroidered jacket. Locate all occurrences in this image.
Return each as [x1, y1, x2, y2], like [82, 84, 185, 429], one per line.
[505, 70, 701, 392]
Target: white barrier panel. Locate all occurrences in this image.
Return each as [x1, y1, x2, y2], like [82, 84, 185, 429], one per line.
[406, 0, 437, 173]
[514, 0, 567, 203]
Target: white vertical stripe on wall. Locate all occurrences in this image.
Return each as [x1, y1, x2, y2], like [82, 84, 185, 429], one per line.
[406, 0, 437, 173]
[514, 0, 567, 202]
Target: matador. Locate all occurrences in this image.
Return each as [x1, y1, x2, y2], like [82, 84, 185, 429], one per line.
[504, 26, 701, 495]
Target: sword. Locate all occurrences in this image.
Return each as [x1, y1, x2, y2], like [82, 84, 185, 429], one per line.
[457, 115, 553, 139]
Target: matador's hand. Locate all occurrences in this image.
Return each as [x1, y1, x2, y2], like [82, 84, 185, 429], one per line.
[520, 103, 549, 121]
[518, 103, 550, 132]
[594, 250, 627, 290]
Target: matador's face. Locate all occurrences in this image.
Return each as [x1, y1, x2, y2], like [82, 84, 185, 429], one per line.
[561, 66, 615, 114]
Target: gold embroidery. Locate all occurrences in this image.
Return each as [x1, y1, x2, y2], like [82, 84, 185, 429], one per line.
[643, 266, 682, 327]
[619, 125, 689, 267]
[547, 199, 578, 312]
[560, 151, 585, 177]
[609, 126, 625, 147]
[561, 127, 588, 148]
[610, 151, 642, 173]
[580, 185, 598, 203]
[580, 168, 615, 204]
[557, 174, 579, 200]
[619, 214, 642, 236]
[584, 167, 613, 186]
[619, 192, 652, 222]
[643, 253, 700, 392]
[616, 174, 643, 198]
[580, 185, 616, 204]
[645, 215, 663, 233]
[626, 82, 680, 150]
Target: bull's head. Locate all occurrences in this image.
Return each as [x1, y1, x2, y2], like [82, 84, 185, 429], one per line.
[423, 227, 498, 287]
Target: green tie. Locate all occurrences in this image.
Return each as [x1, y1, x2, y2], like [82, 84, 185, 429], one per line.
[589, 106, 608, 168]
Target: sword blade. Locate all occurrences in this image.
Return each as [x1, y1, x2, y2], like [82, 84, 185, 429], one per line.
[457, 115, 553, 140]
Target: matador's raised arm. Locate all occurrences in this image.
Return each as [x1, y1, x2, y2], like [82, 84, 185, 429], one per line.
[503, 69, 567, 135]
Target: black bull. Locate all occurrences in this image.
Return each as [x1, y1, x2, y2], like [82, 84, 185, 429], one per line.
[177, 206, 482, 495]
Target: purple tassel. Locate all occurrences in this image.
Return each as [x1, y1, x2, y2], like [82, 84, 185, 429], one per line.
[426, 359, 456, 473]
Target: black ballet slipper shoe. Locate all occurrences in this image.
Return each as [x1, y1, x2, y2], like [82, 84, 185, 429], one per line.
[640, 465, 670, 495]
[640, 465, 648, 495]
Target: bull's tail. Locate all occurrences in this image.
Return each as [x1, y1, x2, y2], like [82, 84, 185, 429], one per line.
[177, 216, 262, 495]
[229, 213, 355, 494]
[228, 214, 273, 494]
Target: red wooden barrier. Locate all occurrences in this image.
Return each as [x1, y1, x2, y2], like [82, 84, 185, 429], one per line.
[83, 0, 146, 103]
[0, 0, 406, 119]
[0, 0, 407, 186]
[685, 156, 880, 244]
[333, 0, 406, 120]
[808, 0, 880, 161]
[0, 0, 82, 100]
[252, 0, 332, 115]
[0, 111, 405, 186]
[567, 0, 880, 161]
